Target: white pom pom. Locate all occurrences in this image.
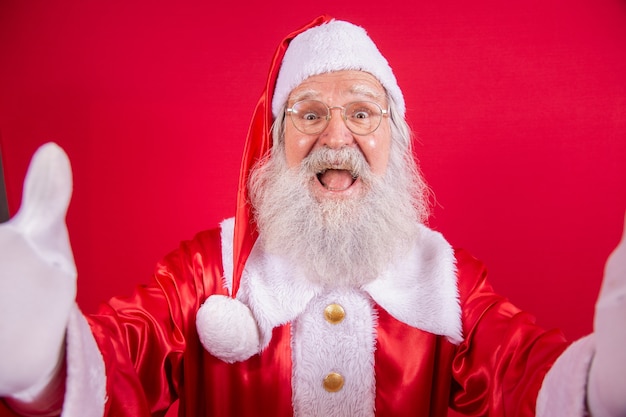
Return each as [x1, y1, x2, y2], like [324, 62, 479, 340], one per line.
[196, 295, 261, 363]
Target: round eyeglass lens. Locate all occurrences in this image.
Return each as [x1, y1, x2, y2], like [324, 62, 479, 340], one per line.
[289, 100, 329, 134]
[344, 101, 383, 135]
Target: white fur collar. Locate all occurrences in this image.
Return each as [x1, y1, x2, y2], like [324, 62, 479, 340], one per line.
[220, 218, 462, 345]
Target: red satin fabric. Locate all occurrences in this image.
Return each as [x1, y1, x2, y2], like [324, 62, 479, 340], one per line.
[232, 15, 332, 297]
[449, 250, 570, 416]
[87, 229, 569, 416]
[374, 249, 569, 416]
[89, 228, 296, 417]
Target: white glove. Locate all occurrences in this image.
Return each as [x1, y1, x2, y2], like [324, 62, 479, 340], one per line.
[0, 143, 76, 400]
[588, 212, 626, 417]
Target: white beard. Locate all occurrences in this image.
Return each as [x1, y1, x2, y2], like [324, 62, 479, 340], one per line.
[249, 144, 426, 288]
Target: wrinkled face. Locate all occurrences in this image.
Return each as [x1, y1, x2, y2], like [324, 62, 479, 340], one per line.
[284, 70, 391, 201]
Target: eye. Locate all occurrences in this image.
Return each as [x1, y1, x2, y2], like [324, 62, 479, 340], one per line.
[353, 110, 371, 119]
[347, 102, 380, 120]
[349, 106, 374, 120]
[292, 100, 327, 122]
[302, 111, 321, 121]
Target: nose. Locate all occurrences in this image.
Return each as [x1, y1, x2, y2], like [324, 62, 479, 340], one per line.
[319, 107, 355, 149]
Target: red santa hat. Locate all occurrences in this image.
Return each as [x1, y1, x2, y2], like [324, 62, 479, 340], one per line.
[198, 15, 406, 363]
[271, 19, 405, 118]
[230, 15, 332, 298]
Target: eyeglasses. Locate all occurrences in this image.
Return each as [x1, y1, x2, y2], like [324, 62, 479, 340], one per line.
[286, 99, 389, 136]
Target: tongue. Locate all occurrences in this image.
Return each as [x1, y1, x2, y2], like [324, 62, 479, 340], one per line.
[319, 169, 354, 190]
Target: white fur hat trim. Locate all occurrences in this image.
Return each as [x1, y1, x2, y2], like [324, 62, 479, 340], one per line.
[272, 19, 405, 118]
[196, 295, 261, 363]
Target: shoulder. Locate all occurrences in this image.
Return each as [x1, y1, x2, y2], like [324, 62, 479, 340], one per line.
[165, 224, 224, 259]
[154, 223, 225, 282]
[452, 247, 494, 305]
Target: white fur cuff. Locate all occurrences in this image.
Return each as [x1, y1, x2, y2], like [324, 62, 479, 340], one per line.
[62, 304, 106, 417]
[536, 335, 594, 417]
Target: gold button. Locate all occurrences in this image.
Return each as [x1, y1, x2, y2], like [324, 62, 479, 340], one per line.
[323, 372, 344, 392]
[324, 303, 345, 324]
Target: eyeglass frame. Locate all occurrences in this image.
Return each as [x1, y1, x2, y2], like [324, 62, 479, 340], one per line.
[285, 99, 390, 136]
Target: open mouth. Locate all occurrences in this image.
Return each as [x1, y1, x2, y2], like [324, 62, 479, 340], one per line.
[316, 168, 358, 191]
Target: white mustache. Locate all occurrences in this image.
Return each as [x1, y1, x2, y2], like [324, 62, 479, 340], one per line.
[300, 147, 372, 183]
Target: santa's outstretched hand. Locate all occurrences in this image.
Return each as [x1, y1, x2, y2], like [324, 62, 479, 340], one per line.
[0, 143, 75, 409]
[588, 212, 626, 417]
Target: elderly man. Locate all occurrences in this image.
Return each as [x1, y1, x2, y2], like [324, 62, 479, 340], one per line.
[0, 16, 624, 417]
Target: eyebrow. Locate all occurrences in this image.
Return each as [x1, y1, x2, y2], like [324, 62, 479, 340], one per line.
[288, 83, 386, 104]
[289, 88, 318, 103]
[349, 84, 386, 101]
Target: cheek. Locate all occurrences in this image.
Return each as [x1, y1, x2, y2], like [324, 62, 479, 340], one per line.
[357, 132, 391, 175]
[284, 124, 317, 167]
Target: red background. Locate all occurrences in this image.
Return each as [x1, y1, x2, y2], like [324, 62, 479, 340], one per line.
[1, 1, 625, 415]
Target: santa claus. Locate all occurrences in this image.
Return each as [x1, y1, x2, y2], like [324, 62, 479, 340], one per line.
[0, 15, 625, 417]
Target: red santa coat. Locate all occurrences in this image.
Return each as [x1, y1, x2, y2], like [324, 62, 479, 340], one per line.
[82, 219, 572, 417]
